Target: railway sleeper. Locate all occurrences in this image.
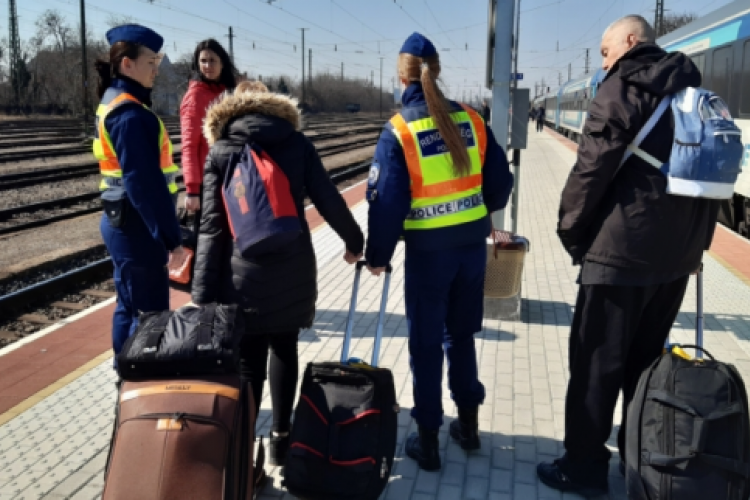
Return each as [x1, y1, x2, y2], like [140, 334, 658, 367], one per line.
[51, 301, 88, 312]
[81, 289, 115, 299]
[18, 314, 57, 325]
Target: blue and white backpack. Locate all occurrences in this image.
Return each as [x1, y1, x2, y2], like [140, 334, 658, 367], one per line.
[620, 87, 744, 199]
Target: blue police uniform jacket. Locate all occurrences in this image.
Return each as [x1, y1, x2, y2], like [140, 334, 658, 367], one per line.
[102, 77, 181, 263]
[364, 83, 514, 268]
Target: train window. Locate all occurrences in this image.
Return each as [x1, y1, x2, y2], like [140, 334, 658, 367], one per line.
[741, 40, 750, 117]
[709, 46, 732, 102]
[690, 53, 705, 75]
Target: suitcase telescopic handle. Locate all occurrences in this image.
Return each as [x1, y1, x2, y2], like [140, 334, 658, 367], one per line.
[664, 263, 704, 360]
[341, 261, 393, 367]
[695, 263, 704, 359]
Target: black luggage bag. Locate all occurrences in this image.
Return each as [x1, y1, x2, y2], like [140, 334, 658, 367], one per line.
[117, 303, 245, 380]
[283, 262, 399, 500]
[626, 266, 750, 499]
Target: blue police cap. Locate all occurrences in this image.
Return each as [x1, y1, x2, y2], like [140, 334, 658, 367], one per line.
[399, 32, 437, 58]
[106, 24, 164, 53]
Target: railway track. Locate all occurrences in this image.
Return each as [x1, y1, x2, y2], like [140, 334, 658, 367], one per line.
[0, 134, 377, 236]
[0, 156, 372, 346]
[0, 129, 379, 189]
[0, 120, 383, 163]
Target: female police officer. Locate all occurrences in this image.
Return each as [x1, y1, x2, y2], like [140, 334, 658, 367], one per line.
[365, 33, 514, 471]
[93, 24, 186, 366]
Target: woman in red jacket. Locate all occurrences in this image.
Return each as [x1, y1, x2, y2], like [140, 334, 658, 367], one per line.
[180, 39, 238, 212]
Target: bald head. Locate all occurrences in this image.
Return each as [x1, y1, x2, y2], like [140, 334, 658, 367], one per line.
[601, 15, 656, 71]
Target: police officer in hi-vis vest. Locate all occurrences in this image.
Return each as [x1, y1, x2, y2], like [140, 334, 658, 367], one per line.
[364, 33, 514, 471]
[93, 25, 186, 366]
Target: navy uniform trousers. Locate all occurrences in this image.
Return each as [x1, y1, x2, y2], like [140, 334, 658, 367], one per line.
[100, 214, 170, 362]
[405, 242, 487, 430]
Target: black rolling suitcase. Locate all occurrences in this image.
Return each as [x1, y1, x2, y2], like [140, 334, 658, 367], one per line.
[626, 266, 750, 499]
[284, 262, 399, 500]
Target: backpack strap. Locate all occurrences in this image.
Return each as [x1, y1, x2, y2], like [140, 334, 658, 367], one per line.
[619, 95, 672, 169]
[142, 312, 173, 355]
[196, 304, 217, 353]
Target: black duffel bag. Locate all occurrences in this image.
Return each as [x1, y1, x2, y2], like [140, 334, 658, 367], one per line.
[117, 303, 245, 380]
[626, 267, 750, 500]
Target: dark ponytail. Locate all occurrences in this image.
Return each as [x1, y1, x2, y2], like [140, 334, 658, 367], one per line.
[94, 41, 143, 99]
[398, 53, 472, 177]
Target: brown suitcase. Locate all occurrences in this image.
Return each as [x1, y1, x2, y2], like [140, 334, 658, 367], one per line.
[103, 376, 265, 500]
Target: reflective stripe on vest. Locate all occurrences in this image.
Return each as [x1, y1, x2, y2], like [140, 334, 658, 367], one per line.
[92, 90, 179, 194]
[389, 104, 488, 230]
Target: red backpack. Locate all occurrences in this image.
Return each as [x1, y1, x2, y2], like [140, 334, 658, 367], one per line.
[222, 143, 301, 258]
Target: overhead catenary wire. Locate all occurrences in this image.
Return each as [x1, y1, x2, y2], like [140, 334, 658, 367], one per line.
[17, 0, 494, 98]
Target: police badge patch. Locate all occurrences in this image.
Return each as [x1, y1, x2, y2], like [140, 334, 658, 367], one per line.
[368, 163, 380, 187]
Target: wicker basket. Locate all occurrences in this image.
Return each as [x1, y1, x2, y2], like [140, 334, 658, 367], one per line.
[484, 230, 529, 299]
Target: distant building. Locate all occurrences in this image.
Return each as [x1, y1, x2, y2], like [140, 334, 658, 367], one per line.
[151, 55, 184, 116]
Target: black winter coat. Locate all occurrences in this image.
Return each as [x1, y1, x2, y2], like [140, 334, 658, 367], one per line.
[558, 44, 719, 274]
[191, 91, 365, 334]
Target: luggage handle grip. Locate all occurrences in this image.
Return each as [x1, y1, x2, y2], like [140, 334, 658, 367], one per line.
[341, 261, 392, 367]
[673, 345, 715, 361]
[355, 261, 393, 273]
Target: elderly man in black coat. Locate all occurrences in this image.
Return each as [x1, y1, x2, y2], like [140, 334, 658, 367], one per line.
[537, 15, 719, 497]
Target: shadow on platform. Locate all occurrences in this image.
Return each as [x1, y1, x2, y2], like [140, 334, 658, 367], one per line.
[521, 298, 574, 327]
[302, 309, 517, 343]
[253, 423, 592, 500]
[672, 312, 750, 348]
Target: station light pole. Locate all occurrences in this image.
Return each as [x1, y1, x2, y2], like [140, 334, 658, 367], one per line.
[79, 0, 89, 138]
[299, 28, 308, 104]
[379, 57, 384, 118]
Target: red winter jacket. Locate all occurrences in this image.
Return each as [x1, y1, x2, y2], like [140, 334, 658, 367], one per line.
[180, 80, 226, 195]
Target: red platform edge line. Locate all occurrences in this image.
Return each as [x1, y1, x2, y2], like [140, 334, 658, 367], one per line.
[0, 182, 367, 416]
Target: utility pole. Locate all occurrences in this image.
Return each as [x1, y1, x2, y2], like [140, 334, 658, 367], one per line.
[299, 28, 308, 104]
[341, 62, 344, 80]
[568, 63, 571, 81]
[79, 0, 89, 138]
[584, 48, 590, 74]
[486, 0, 515, 230]
[8, 0, 22, 110]
[558, 72, 562, 86]
[655, 0, 665, 37]
[308, 48, 312, 89]
[379, 57, 384, 118]
[227, 27, 235, 64]
[509, 0, 523, 236]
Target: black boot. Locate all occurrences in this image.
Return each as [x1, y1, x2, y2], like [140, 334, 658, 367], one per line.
[449, 407, 481, 450]
[269, 432, 290, 467]
[405, 427, 441, 471]
[536, 455, 609, 498]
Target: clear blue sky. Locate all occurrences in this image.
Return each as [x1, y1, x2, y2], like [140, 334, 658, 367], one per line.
[4, 0, 736, 101]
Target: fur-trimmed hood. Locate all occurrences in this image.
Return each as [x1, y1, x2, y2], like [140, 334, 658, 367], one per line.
[203, 91, 301, 146]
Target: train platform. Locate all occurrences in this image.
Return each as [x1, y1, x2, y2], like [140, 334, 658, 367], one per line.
[2, 129, 750, 500]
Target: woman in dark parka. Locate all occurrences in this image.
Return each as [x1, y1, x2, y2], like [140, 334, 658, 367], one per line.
[191, 83, 364, 465]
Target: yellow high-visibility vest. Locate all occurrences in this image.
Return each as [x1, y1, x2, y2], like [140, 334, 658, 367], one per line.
[92, 89, 179, 194]
[389, 104, 488, 230]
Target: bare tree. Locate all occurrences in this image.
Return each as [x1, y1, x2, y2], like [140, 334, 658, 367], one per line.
[35, 10, 73, 52]
[658, 12, 698, 37]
